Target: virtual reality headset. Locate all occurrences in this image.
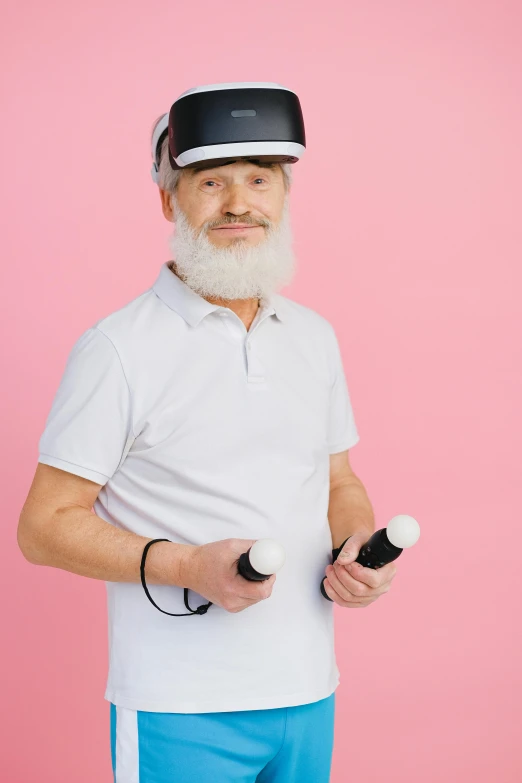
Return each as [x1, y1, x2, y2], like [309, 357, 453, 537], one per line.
[150, 81, 306, 183]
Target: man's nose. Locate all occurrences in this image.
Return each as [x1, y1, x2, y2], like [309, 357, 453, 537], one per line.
[221, 185, 251, 216]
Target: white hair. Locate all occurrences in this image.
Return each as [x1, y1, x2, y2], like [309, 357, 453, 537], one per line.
[150, 113, 293, 193]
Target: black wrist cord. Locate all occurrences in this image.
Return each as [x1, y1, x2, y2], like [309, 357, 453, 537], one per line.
[140, 538, 212, 616]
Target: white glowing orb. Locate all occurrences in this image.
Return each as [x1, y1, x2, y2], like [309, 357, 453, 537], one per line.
[386, 515, 420, 548]
[249, 539, 286, 575]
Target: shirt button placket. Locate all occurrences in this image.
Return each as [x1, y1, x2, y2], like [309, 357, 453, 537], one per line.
[245, 338, 265, 385]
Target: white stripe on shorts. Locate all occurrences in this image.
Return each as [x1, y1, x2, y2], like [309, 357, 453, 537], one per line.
[115, 705, 139, 783]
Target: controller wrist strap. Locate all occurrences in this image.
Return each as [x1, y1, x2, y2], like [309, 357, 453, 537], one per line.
[140, 538, 212, 616]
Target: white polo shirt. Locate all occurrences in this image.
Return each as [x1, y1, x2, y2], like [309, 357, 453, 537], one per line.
[38, 260, 360, 713]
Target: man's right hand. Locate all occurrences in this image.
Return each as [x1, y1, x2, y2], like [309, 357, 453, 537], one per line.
[180, 538, 277, 613]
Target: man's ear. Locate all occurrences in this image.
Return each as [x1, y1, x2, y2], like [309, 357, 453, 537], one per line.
[159, 188, 175, 222]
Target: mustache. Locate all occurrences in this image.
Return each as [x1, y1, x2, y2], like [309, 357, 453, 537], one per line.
[204, 216, 271, 230]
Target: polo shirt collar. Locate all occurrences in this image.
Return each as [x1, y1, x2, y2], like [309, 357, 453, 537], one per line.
[152, 261, 285, 327]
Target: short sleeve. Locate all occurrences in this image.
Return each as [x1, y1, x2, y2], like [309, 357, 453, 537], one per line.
[326, 325, 360, 454]
[38, 327, 134, 486]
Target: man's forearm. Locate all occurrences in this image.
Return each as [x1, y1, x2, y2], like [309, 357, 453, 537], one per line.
[327, 477, 375, 550]
[19, 504, 196, 587]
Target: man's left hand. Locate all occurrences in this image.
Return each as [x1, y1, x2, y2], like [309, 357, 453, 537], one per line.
[322, 530, 397, 608]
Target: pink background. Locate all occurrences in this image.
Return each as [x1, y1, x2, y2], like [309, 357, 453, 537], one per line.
[2, 1, 521, 781]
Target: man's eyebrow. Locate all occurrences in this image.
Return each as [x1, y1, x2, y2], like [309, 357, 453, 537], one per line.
[189, 162, 277, 176]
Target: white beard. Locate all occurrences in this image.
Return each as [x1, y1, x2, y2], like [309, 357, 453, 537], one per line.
[167, 192, 296, 301]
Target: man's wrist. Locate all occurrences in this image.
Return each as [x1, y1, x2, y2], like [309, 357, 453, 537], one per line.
[176, 544, 199, 590]
[143, 541, 198, 587]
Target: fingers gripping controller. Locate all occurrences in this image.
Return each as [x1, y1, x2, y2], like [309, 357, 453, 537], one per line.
[141, 538, 286, 616]
[320, 515, 420, 601]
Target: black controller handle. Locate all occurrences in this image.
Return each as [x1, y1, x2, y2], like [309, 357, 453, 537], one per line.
[320, 529, 403, 601]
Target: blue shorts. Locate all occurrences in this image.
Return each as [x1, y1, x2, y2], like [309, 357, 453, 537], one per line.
[110, 693, 335, 782]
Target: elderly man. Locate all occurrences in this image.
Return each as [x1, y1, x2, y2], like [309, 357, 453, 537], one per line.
[18, 86, 397, 782]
